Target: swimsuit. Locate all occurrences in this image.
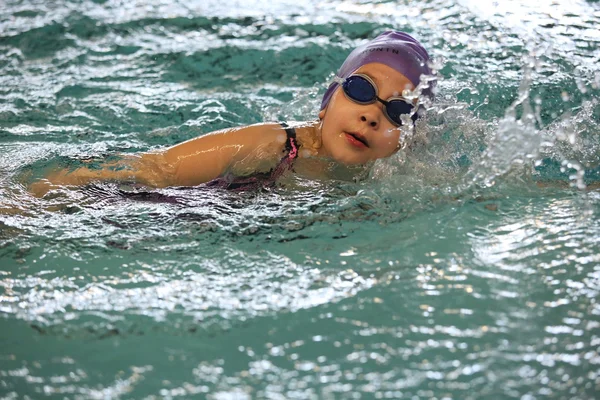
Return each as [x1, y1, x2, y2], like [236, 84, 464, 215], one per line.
[205, 122, 299, 190]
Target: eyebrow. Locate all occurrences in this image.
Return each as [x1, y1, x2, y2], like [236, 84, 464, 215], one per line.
[364, 72, 385, 89]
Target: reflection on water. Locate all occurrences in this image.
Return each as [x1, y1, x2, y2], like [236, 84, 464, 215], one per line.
[1, 0, 600, 398]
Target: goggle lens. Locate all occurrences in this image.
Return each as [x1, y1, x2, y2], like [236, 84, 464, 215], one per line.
[385, 101, 414, 124]
[342, 75, 377, 103]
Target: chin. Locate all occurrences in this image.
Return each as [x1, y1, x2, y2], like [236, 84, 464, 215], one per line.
[333, 153, 370, 166]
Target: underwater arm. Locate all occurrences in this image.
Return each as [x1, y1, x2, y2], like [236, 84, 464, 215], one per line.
[28, 155, 169, 197]
[30, 123, 286, 195]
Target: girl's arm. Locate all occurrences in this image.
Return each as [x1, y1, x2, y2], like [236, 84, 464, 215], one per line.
[31, 123, 287, 195]
[159, 122, 288, 186]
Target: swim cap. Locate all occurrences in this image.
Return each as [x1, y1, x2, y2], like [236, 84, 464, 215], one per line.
[320, 30, 435, 110]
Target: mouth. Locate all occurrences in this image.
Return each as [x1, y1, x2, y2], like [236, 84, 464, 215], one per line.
[344, 132, 369, 148]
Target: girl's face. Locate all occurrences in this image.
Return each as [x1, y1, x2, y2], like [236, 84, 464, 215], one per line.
[318, 62, 415, 165]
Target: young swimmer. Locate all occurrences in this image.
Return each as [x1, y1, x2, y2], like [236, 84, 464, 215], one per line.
[32, 30, 435, 195]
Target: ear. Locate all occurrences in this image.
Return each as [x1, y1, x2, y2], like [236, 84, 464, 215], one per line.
[311, 109, 325, 150]
[318, 108, 326, 120]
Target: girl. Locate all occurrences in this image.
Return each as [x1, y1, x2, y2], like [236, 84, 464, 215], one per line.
[33, 30, 435, 194]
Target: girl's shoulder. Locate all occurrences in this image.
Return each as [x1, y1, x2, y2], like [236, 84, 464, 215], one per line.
[284, 120, 321, 159]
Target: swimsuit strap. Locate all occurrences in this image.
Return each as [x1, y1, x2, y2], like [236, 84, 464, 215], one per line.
[279, 122, 299, 161]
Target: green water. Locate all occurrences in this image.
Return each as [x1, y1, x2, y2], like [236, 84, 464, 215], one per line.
[1, 0, 600, 398]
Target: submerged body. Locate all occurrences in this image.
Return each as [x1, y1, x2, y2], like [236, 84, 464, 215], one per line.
[33, 63, 421, 195]
[32, 32, 434, 195]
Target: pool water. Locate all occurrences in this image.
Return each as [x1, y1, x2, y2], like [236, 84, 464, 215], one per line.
[1, 0, 600, 398]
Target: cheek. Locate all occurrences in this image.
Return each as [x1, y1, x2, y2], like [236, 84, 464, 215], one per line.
[327, 90, 358, 118]
[377, 129, 401, 154]
[382, 128, 401, 142]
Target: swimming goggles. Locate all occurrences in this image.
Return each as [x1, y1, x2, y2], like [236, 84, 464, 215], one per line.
[334, 74, 415, 126]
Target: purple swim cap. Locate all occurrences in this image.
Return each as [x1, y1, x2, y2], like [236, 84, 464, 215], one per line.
[320, 30, 435, 110]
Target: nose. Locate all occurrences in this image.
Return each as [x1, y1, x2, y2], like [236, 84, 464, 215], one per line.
[359, 104, 382, 129]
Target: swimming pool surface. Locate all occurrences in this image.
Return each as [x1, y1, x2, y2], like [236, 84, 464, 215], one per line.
[1, 0, 600, 398]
